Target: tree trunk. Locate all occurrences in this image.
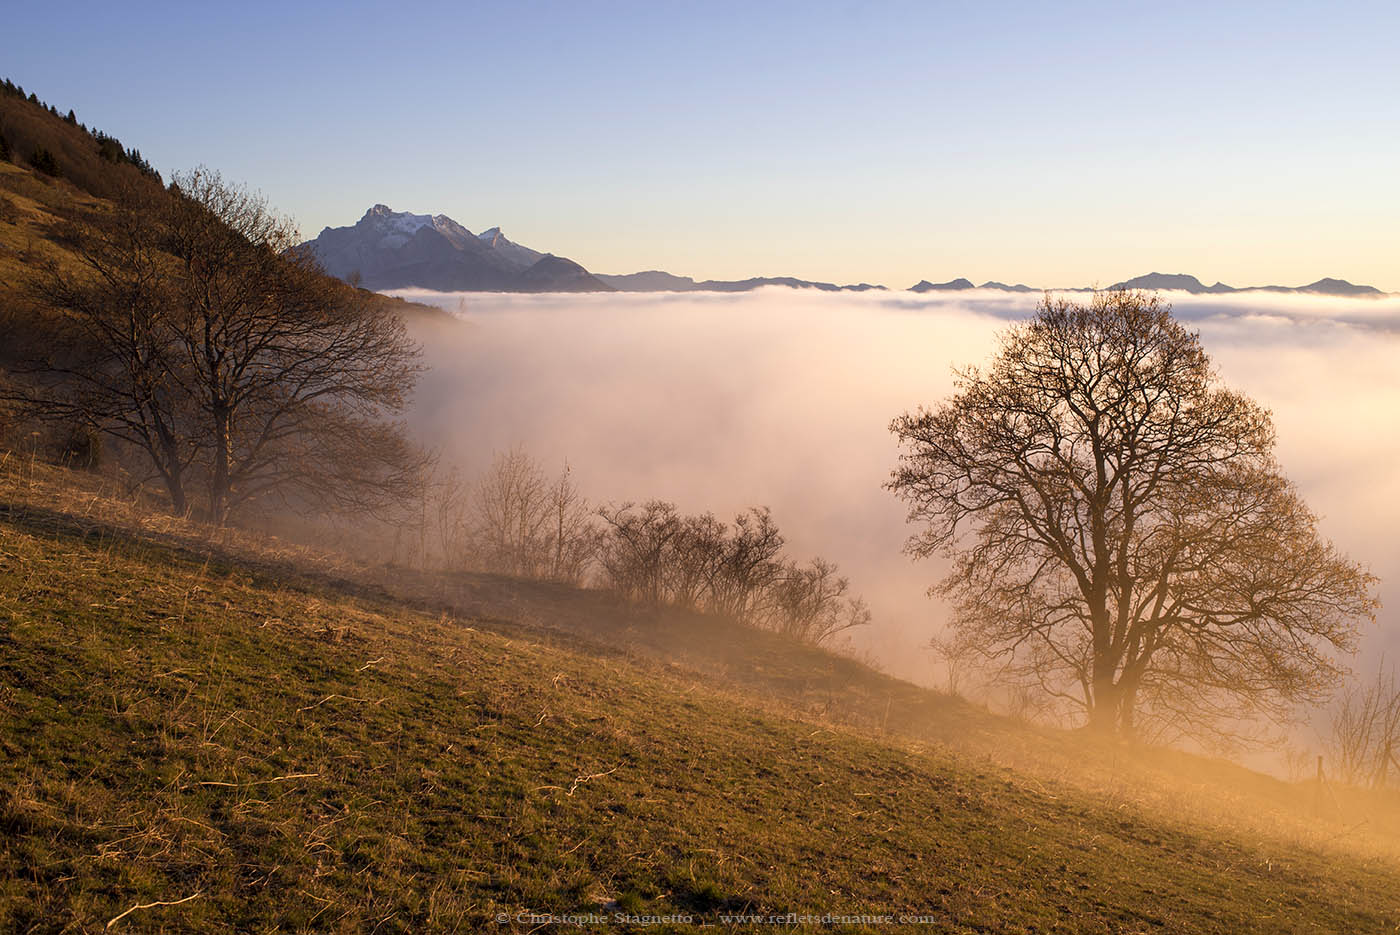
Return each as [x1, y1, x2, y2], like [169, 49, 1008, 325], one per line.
[1087, 584, 1118, 732]
[163, 470, 188, 516]
[1089, 646, 1119, 733]
[1119, 683, 1139, 739]
[1088, 683, 1118, 732]
[155, 426, 188, 516]
[210, 403, 232, 525]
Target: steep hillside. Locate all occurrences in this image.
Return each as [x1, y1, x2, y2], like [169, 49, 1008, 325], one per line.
[2, 460, 1399, 933]
[0, 89, 447, 366]
[0, 79, 162, 201]
[0, 79, 164, 305]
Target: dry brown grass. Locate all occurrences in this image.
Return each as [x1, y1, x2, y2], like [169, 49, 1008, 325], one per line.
[4, 453, 1400, 932]
[5, 452, 1400, 871]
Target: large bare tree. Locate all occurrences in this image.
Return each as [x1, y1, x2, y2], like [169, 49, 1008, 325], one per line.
[8, 183, 200, 510]
[12, 169, 425, 523]
[888, 291, 1378, 737]
[160, 168, 423, 523]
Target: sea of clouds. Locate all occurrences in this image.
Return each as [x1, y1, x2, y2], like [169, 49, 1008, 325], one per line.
[393, 287, 1400, 696]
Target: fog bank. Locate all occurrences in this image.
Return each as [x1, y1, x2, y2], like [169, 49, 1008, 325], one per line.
[396, 287, 1400, 693]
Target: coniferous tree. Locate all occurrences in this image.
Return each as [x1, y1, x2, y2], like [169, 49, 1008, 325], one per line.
[28, 146, 59, 177]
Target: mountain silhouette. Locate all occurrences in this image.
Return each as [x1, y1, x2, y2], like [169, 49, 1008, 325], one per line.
[301, 206, 612, 293]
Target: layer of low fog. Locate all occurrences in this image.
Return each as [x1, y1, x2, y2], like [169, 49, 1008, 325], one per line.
[395, 287, 1400, 697]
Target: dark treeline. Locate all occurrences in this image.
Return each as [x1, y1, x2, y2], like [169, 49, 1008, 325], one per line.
[0, 77, 162, 190]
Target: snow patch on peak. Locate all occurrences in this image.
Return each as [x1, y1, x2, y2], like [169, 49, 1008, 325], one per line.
[359, 207, 442, 249]
[359, 205, 433, 235]
[389, 213, 432, 235]
[431, 214, 473, 237]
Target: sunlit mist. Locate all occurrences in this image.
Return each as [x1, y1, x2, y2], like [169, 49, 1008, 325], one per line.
[394, 288, 1400, 695]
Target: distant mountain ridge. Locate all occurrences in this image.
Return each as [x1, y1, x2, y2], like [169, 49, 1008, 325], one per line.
[596, 271, 886, 293]
[301, 208, 1389, 296]
[910, 278, 976, 292]
[300, 206, 613, 293]
[1104, 272, 1384, 297]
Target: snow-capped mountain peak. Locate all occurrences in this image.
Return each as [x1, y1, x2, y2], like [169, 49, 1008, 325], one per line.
[355, 205, 457, 250]
[302, 206, 611, 293]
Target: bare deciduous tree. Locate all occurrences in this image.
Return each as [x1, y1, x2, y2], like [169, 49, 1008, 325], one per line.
[544, 463, 599, 585]
[474, 446, 552, 576]
[929, 629, 981, 697]
[667, 512, 728, 612]
[1328, 662, 1400, 788]
[433, 464, 473, 569]
[710, 507, 784, 625]
[889, 291, 1378, 738]
[10, 170, 426, 523]
[160, 168, 424, 523]
[768, 558, 871, 646]
[597, 500, 682, 605]
[473, 447, 598, 582]
[7, 184, 200, 511]
[594, 499, 868, 645]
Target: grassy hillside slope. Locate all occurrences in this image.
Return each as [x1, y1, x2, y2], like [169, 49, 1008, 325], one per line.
[2, 463, 1399, 933]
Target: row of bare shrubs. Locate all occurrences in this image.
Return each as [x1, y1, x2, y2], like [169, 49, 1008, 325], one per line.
[426, 447, 869, 646]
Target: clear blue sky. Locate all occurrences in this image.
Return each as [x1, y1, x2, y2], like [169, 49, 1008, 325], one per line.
[7, 0, 1399, 289]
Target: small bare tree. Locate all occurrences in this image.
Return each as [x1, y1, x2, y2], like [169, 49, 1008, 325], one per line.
[472, 448, 598, 582]
[711, 507, 784, 625]
[543, 462, 598, 585]
[1328, 661, 1400, 788]
[929, 629, 980, 696]
[433, 464, 473, 570]
[594, 499, 875, 643]
[474, 446, 552, 577]
[597, 500, 682, 605]
[768, 557, 871, 645]
[667, 512, 728, 611]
